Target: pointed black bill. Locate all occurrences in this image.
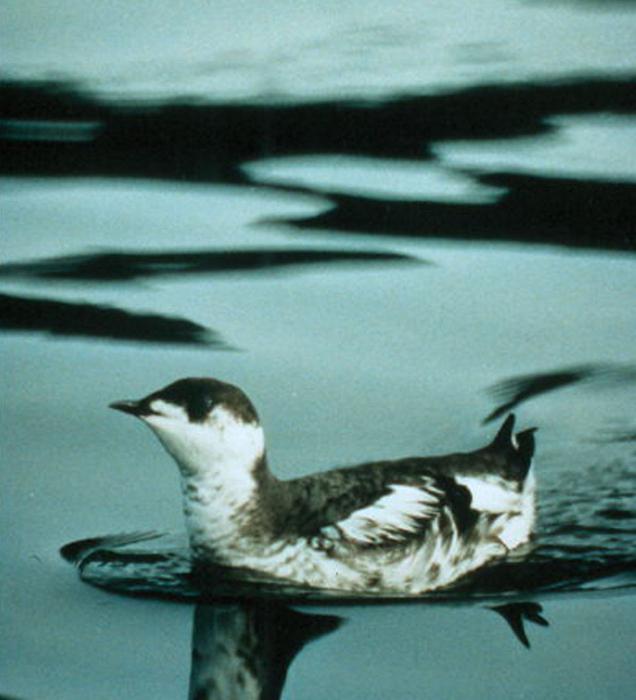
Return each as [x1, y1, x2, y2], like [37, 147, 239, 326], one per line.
[109, 399, 145, 417]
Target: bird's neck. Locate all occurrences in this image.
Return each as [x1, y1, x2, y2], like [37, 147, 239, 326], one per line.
[165, 428, 281, 563]
[145, 411, 284, 562]
[179, 459, 273, 561]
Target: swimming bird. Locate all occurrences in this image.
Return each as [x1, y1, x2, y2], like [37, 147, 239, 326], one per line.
[110, 377, 536, 594]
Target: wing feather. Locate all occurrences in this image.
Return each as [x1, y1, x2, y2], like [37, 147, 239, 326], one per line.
[319, 482, 443, 547]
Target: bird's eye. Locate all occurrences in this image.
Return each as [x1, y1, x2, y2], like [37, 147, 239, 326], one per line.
[186, 395, 216, 423]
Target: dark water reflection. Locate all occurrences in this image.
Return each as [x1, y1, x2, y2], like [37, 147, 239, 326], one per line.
[2, 76, 636, 252]
[602, 429, 636, 443]
[0, 248, 419, 283]
[0, 292, 225, 346]
[3, 76, 635, 170]
[0, 249, 419, 347]
[267, 174, 636, 251]
[60, 521, 632, 699]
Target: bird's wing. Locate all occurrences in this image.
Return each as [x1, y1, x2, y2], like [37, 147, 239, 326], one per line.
[315, 479, 446, 547]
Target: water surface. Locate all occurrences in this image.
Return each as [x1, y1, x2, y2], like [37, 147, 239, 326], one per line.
[2, 1, 635, 698]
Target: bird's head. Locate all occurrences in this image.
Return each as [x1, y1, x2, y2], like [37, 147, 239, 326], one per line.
[110, 377, 266, 478]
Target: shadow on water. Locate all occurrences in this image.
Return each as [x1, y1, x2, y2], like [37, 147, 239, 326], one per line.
[0, 248, 421, 283]
[2, 75, 636, 251]
[0, 292, 227, 347]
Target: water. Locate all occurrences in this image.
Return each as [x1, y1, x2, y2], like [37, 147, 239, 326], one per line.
[2, 0, 636, 100]
[2, 1, 636, 698]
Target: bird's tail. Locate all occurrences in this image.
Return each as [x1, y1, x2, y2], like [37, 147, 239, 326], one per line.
[515, 428, 537, 475]
[490, 414, 537, 481]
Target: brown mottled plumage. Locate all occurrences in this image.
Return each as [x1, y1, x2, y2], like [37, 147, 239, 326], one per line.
[110, 378, 537, 594]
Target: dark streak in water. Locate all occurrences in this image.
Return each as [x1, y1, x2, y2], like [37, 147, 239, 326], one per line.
[598, 429, 636, 444]
[0, 248, 421, 283]
[2, 76, 635, 166]
[0, 292, 228, 347]
[266, 174, 636, 252]
[483, 363, 636, 423]
[595, 508, 635, 521]
[2, 76, 636, 251]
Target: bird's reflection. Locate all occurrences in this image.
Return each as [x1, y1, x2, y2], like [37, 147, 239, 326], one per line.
[188, 602, 342, 700]
[489, 601, 549, 648]
[186, 599, 549, 699]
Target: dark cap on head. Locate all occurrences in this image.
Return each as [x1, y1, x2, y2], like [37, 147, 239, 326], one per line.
[110, 377, 260, 424]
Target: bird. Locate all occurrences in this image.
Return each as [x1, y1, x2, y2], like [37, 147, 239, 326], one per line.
[110, 377, 537, 595]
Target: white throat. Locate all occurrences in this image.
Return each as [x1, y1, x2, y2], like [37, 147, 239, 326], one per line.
[143, 404, 266, 559]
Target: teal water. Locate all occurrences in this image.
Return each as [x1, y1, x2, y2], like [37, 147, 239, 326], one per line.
[2, 1, 636, 698]
[2, 178, 635, 698]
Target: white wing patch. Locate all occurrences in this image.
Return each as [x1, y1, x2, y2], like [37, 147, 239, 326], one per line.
[454, 474, 523, 513]
[323, 483, 443, 546]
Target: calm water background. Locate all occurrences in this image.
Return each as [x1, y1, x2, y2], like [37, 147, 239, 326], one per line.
[2, 1, 636, 698]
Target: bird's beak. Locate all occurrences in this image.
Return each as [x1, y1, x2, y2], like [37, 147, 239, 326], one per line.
[109, 399, 145, 417]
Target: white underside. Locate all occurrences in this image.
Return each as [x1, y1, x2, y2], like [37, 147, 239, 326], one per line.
[192, 467, 537, 594]
[206, 523, 499, 594]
